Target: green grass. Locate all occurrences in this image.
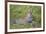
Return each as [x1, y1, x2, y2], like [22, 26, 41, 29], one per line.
[10, 23, 32, 29]
[10, 21, 41, 29]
